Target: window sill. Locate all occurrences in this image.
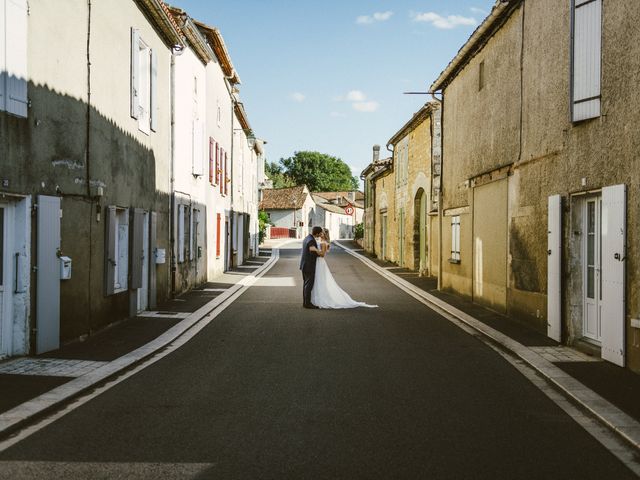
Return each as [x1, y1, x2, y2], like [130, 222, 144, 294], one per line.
[113, 287, 127, 294]
[448, 258, 461, 264]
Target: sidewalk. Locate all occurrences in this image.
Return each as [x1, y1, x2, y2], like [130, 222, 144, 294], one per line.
[0, 247, 278, 438]
[337, 240, 640, 452]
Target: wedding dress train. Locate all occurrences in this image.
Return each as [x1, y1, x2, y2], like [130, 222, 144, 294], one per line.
[310, 249, 378, 309]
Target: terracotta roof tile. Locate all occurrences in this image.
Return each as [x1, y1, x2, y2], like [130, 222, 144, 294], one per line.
[259, 185, 309, 210]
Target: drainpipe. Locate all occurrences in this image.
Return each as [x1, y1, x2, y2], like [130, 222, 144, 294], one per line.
[223, 76, 235, 270]
[431, 92, 444, 290]
[169, 47, 183, 293]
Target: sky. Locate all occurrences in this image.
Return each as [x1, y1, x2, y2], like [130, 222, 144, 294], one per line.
[170, 0, 495, 185]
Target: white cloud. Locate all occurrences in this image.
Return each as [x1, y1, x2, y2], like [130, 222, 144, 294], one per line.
[412, 12, 477, 29]
[352, 101, 380, 113]
[290, 92, 306, 102]
[345, 90, 366, 102]
[330, 111, 347, 118]
[470, 7, 488, 16]
[356, 11, 393, 25]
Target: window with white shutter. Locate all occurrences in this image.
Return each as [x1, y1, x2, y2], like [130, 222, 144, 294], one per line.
[451, 216, 461, 263]
[3, 0, 28, 118]
[150, 49, 158, 131]
[130, 27, 153, 134]
[177, 204, 185, 263]
[571, 0, 602, 122]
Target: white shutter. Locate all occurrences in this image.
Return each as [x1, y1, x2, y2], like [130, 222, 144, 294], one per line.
[177, 204, 185, 263]
[6, 0, 28, 117]
[572, 0, 601, 122]
[601, 184, 626, 367]
[0, 0, 6, 112]
[547, 195, 562, 342]
[130, 28, 140, 119]
[192, 120, 204, 176]
[150, 49, 158, 131]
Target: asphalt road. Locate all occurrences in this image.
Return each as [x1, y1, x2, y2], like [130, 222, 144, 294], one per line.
[0, 243, 636, 479]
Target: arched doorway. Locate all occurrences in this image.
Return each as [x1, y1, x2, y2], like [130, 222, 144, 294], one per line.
[413, 189, 427, 275]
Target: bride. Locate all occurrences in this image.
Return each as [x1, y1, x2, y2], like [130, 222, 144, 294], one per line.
[311, 229, 378, 309]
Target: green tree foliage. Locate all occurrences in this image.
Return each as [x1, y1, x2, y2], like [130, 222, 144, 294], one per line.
[354, 222, 364, 240]
[258, 210, 270, 244]
[264, 161, 295, 189]
[278, 151, 359, 192]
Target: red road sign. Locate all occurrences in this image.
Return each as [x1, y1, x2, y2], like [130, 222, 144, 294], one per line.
[344, 205, 355, 215]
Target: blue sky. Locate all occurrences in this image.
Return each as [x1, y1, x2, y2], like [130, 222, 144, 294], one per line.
[170, 0, 495, 183]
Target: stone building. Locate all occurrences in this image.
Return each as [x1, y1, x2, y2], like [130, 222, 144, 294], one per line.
[431, 0, 640, 371]
[387, 102, 439, 275]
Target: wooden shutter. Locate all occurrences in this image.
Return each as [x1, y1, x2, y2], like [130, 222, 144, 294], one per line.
[177, 204, 185, 263]
[130, 208, 144, 289]
[547, 195, 562, 342]
[105, 206, 117, 296]
[601, 184, 626, 366]
[6, 0, 28, 117]
[224, 151, 229, 195]
[219, 147, 224, 194]
[130, 28, 140, 119]
[216, 213, 221, 257]
[150, 49, 158, 131]
[209, 138, 214, 184]
[572, 0, 601, 122]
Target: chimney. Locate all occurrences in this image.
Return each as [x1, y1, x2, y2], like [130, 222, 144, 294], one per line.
[372, 144, 380, 163]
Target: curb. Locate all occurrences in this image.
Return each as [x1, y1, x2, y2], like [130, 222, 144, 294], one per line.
[335, 241, 640, 452]
[0, 249, 282, 439]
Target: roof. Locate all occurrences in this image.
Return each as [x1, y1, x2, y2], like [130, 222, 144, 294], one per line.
[316, 202, 352, 215]
[430, 0, 521, 91]
[313, 191, 364, 202]
[234, 102, 251, 132]
[259, 185, 309, 210]
[361, 157, 393, 180]
[387, 102, 438, 147]
[194, 20, 241, 84]
[135, 0, 185, 48]
[166, 6, 214, 65]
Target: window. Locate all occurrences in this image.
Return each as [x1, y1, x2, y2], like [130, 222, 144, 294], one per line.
[395, 137, 409, 188]
[131, 28, 157, 133]
[478, 60, 485, 91]
[450, 216, 461, 263]
[0, 0, 28, 117]
[571, 0, 601, 122]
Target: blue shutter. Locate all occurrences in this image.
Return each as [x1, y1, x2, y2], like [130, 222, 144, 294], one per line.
[6, 0, 28, 117]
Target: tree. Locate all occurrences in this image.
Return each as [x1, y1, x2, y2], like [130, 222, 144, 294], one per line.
[264, 161, 295, 189]
[279, 151, 358, 192]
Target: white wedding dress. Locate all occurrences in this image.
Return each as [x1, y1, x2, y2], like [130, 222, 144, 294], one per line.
[311, 241, 378, 309]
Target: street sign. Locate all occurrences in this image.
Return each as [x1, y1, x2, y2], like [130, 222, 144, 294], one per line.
[344, 205, 354, 215]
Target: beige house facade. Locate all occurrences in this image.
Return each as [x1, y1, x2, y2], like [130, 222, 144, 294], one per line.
[431, 0, 640, 372]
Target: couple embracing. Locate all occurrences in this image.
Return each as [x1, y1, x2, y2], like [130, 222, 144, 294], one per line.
[299, 226, 377, 310]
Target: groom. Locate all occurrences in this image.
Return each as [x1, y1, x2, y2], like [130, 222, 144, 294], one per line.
[300, 226, 325, 309]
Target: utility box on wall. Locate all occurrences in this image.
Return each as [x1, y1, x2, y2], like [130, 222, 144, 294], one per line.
[59, 256, 72, 280]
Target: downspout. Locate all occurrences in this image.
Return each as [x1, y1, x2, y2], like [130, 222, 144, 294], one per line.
[223, 76, 235, 270]
[86, 0, 93, 333]
[431, 92, 444, 290]
[170, 52, 177, 294]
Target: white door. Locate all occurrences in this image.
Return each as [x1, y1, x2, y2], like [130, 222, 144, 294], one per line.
[137, 212, 149, 312]
[583, 197, 602, 342]
[547, 195, 562, 342]
[601, 184, 626, 367]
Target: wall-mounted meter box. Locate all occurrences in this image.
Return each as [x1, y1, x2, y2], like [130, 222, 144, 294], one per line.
[60, 256, 72, 280]
[155, 248, 166, 264]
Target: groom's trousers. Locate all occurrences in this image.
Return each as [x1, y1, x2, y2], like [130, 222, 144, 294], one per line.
[302, 269, 315, 306]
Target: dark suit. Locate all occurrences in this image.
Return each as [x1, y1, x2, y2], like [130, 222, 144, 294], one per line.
[300, 234, 319, 306]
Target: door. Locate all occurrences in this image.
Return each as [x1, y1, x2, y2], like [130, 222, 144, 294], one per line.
[419, 191, 427, 274]
[0, 206, 7, 356]
[583, 196, 602, 342]
[137, 211, 149, 312]
[36, 195, 61, 354]
[398, 208, 404, 266]
[547, 195, 562, 342]
[601, 184, 626, 367]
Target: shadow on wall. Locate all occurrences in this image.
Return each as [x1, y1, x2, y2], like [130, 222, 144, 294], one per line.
[0, 80, 171, 344]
